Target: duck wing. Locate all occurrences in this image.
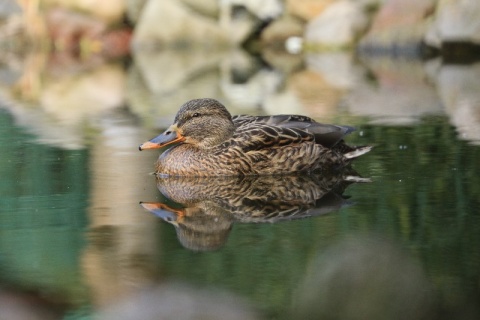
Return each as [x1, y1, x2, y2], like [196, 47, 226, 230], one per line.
[232, 114, 355, 148]
[230, 122, 313, 153]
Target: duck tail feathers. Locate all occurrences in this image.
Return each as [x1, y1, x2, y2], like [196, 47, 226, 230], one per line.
[344, 146, 372, 159]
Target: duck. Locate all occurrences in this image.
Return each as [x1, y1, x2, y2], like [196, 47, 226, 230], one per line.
[140, 173, 366, 251]
[139, 98, 371, 176]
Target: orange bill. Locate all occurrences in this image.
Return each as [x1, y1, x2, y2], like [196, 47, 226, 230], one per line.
[139, 124, 185, 150]
[139, 201, 185, 224]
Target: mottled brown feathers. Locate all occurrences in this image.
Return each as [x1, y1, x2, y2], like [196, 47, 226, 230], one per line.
[142, 98, 371, 176]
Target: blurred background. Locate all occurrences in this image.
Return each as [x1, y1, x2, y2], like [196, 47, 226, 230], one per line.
[0, 0, 480, 319]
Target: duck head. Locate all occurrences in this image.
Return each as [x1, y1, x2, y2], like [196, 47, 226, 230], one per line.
[139, 98, 235, 150]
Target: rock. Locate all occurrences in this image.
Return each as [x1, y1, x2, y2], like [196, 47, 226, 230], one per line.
[218, 5, 259, 45]
[132, 0, 228, 49]
[359, 0, 436, 53]
[42, 0, 125, 25]
[44, 7, 131, 58]
[220, 0, 282, 21]
[304, 0, 369, 49]
[125, 0, 148, 24]
[0, 0, 21, 18]
[425, 0, 480, 47]
[286, 0, 336, 21]
[219, 0, 283, 45]
[45, 7, 106, 53]
[181, 0, 219, 18]
[260, 15, 305, 50]
[99, 29, 132, 58]
[128, 0, 284, 48]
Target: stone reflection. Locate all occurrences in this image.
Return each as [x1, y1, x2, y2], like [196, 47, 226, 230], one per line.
[430, 61, 480, 145]
[81, 108, 161, 308]
[2, 45, 480, 149]
[98, 282, 261, 320]
[141, 172, 369, 251]
[293, 236, 438, 320]
[0, 54, 127, 149]
[346, 57, 442, 125]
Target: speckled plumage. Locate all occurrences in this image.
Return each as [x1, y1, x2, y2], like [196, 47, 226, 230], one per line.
[141, 173, 362, 251]
[139, 98, 371, 176]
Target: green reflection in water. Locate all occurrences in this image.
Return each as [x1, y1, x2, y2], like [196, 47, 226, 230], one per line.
[0, 109, 90, 305]
[159, 116, 480, 319]
[1, 105, 479, 319]
[351, 118, 480, 315]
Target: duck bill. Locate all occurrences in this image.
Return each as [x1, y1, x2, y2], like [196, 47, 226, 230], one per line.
[139, 202, 184, 226]
[139, 124, 185, 150]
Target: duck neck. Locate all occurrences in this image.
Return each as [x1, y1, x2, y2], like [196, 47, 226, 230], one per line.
[197, 120, 235, 149]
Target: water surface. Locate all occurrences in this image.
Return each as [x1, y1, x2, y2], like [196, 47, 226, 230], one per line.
[0, 51, 479, 319]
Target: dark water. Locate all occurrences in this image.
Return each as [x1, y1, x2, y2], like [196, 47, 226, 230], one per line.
[0, 53, 479, 320]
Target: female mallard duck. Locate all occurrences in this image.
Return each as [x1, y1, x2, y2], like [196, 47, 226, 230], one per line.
[139, 98, 371, 176]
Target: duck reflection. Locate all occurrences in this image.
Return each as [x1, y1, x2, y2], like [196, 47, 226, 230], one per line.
[140, 172, 369, 251]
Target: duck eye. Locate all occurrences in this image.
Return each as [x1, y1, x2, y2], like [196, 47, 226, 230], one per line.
[192, 113, 201, 118]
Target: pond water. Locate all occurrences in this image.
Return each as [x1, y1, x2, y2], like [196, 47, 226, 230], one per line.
[0, 49, 479, 320]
